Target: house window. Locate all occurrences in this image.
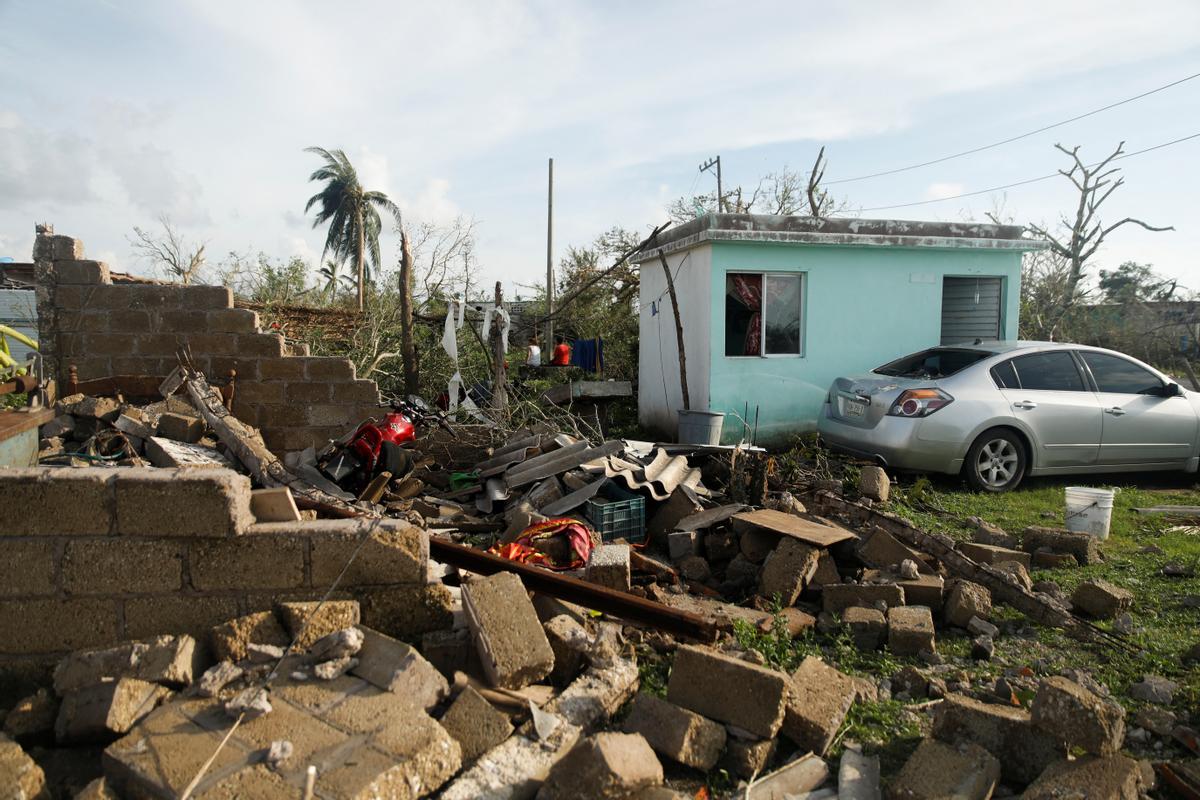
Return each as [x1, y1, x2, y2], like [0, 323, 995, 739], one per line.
[725, 272, 803, 357]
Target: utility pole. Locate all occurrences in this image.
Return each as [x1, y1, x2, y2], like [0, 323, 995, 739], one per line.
[545, 157, 554, 348]
[492, 281, 508, 412]
[700, 156, 722, 213]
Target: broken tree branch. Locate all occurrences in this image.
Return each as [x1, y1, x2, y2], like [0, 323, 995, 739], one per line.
[656, 249, 689, 411]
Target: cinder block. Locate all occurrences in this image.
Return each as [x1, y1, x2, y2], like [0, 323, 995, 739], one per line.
[331, 380, 381, 405]
[842, 606, 886, 650]
[155, 412, 204, 443]
[897, 573, 944, 609]
[133, 333, 181, 357]
[0, 599, 118, 653]
[182, 285, 233, 309]
[622, 693, 726, 771]
[1021, 526, 1101, 565]
[0, 540, 58, 596]
[462, 572, 555, 689]
[933, 693, 1065, 786]
[351, 626, 448, 710]
[54, 635, 202, 694]
[184, 332, 239, 356]
[62, 538, 183, 595]
[0, 467, 117, 535]
[305, 358, 355, 381]
[284, 382, 332, 403]
[207, 308, 259, 333]
[666, 644, 788, 739]
[1022, 755, 1145, 800]
[944, 581, 992, 628]
[822, 583, 905, 614]
[190, 536, 306, 591]
[123, 595, 240, 640]
[53, 284, 90, 309]
[783, 656, 857, 755]
[238, 334, 285, 357]
[439, 685, 514, 764]
[889, 738, 999, 800]
[358, 584, 455, 640]
[587, 544, 631, 591]
[1071, 579, 1133, 620]
[0, 732, 47, 798]
[232, 380, 285, 405]
[306, 519, 428, 586]
[258, 358, 307, 381]
[306, 404, 352, 427]
[759, 539, 820, 605]
[1032, 676, 1125, 755]
[210, 610, 290, 662]
[256, 404, 308, 428]
[539, 732, 663, 800]
[958, 541, 1031, 569]
[107, 309, 152, 332]
[113, 468, 253, 537]
[46, 234, 85, 261]
[157, 310, 209, 332]
[276, 600, 360, 650]
[888, 605, 936, 655]
[56, 678, 171, 743]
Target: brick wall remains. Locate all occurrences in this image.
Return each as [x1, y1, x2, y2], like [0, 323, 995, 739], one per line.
[0, 467, 452, 694]
[32, 228, 382, 452]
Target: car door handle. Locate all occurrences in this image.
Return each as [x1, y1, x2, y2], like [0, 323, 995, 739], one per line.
[1105, 406, 1126, 416]
[1012, 401, 1038, 410]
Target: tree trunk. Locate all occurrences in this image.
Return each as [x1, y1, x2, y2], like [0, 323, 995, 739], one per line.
[491, 281, 507, 411]
[356, 209, 366, 312]
[657, 251, 689, 410]
[399, 228, 418, 395]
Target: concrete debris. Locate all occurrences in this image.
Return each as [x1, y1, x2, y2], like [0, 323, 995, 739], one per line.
[843, 606, 886, 650]
[888, 739, 1000, 800]
[887, 605, 935, 656]
[932, 693, 1065, 785]
[56, 678, 171, 743]
[667, 644, 789, 739]
[676, 554, 712, 582]
[440, 685, 515, 764]
[823, 583, 905, 614]
[1129, 674, 1178, 705]
[537, 732, 663, 800]
[309, 626, 364, 661]
[943, 580, 991, 628]
[276, 600, 361, 650]
[1022, 754, 1146, 800]
[747, 753, 829, 800]
[839, 746, 882, 800]
[1032, 676, 1126, 755]
[313, 655, 358, 680]
[250, 486, 302, 522]
[463, 571, 555, 689]
[0, 733, 46, 800]
[1071, 578, 1134, 619]
[667, 530, 698, 561]
[1021, 526, 1101, 565]
[544, 614, 591, 686]
[895, 573, 943, 609]
[265, 738, 293, 767]
[225, 686, 272, 720]
[858, 465, 890, 502]
[587, 544, 632, 591]
[195, 660, 244, 698]
[958, 541, 1031, 569]
[783, 656, 857, 755]
[720, 734, 777, 780]
[245, 642, 285, 663]
[970, 635, 994, 660]
[970, 518, 1016, 548]
[351, 626, 449, 710]
[2, 688, 58, 745]
[53, 635, 202, 694]
[759, 539, 820, 605]
[897, 558, 920, 580]
[622, 693, 726, 771]
[965, 616, 999, 638]
[211, 611, 290, 663]
[155, 411, 204, 443]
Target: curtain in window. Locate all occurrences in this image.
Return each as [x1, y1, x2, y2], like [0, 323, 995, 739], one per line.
[729, 274, 762, 356]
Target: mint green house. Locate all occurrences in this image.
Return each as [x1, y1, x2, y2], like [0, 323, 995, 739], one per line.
[635, 214, 1043, 446]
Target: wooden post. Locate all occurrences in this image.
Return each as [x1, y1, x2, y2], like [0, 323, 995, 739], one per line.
[657, 251, 689, 411]
[492, 281, 508, 411]
[399, 228, 418, 395]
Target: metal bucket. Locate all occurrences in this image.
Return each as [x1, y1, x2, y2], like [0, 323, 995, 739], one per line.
[676, 409, 724, 445]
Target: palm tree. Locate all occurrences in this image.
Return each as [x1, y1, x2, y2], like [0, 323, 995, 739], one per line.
[318, 259, 354, 303]
[304, 147, 401, 311]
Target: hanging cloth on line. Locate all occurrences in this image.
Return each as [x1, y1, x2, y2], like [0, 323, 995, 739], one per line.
[481, 305, 512, 356]
[569, 337, 604, 373]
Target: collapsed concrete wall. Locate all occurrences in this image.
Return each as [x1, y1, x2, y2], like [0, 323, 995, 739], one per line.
[32, 227, 382, 452]
[0, 467, 452, 694]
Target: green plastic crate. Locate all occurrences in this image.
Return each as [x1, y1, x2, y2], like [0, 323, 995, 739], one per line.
[584, 482, 646, 544]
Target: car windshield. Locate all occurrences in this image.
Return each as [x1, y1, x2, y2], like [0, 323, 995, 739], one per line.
[874, 348, 992, 379]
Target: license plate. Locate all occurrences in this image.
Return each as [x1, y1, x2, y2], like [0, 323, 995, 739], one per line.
[843, 399, 866, 418]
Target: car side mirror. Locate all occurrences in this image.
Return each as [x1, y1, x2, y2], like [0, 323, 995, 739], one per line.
[1157, 382, 1184, 397]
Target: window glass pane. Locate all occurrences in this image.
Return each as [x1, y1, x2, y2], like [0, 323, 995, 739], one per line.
[991, 360, 1018, 389]
[763, 274, 801, 355]
[1011, 351, 1085, 391]
[725, 273, 762, 356]
[876, 348, 991, 378]
[1081, 352, 1162, 394]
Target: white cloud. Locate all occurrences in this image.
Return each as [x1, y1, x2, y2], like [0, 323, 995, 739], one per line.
[926, 183, 966, 200]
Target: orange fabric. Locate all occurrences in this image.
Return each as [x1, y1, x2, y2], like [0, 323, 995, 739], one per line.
[488, 517, 598, 570]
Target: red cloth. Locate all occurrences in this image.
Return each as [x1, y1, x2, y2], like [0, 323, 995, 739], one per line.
[488, 518, 598, 570]
[730, 274, 762, 356]
[551, 342, 571, 366]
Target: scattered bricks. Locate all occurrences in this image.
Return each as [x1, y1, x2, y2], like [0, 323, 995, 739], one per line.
[1022, 526, 1101, 565]
[421, 628, 478, 679]
[305, 404, 352, 427]
[0, 598, 118, 654]
[622, 693, 726, 771]
[1071, 579, 1133, 619]
[66, 395, 122, 421]
[858, 465, 890, 502]
[1022, 755, 1145, 800]
[888, 606, 936, 656]
[958, 541, 1031, 569]
[463, 572, 555, 689]
[249, 486, 301, 522]
[857, 529, 930, 572]
[114, 411, 155, 440]
[56, 678, 171, 743]
[351, 626, 448, 711]
[359, 584, 455, 640]
[210, 611, 290, 662]
[0, 540, 57, 596]
[191, 535, 305, 591]
[62, 538, 183, 595]
[973, 518, 1016, 548]
[207, 308, 260, 333]
[40, 414, 75, 439]
[932, 693, 1065, 786]
[810, 551, 841, 587]
[887, 739, 1000, 800]
[993, 560, 1033, 591]
[439, 685, 514, 764]
[1033, 550, 1077, 569]
[538, 732, 664, 800]
[666, 644, 789, 739]
[943, 580, 992, 628]
[330, 379, 381, 405]
[230, 379, 285, 405]
[54, 635, 203, 694]
[332, 713, 462, 799]
[114, 467, 253, 537]
[822, 583, 905, 615]
[224, 695, 348, 770]
[0, 467, 117, 536]
[759, 539, 820, 605]
[3, 689, 58, 745]
[720, 734, 776, 779]
[155, 411, 203, 443]
[0, 733, 46, 799]
[897, 573, 944, 609]
[122, 595, 240, 641]
[180, 284, 233, 309]
[304, 357, 356, 381]
[739, 528, 778, 563]
[782, 656, 857, 755]
[587, 544, 632, 591]
[306, 519, 428, 586]
[843, 606, 886, 650]
[545, 614, 591, 685]
[1032, 676, 1126, 755]
[276, 600, 361, 650]
[667, 530, 699, 561]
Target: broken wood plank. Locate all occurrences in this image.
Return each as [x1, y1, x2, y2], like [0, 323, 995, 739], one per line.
[731, 509, 857, 547]
[1133, 505, 1200, 516]
[675, 504, 745, 532]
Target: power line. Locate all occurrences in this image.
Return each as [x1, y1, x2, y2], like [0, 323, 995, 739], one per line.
[852, 132, 1200, 213]
[825, 71, 1200, 186]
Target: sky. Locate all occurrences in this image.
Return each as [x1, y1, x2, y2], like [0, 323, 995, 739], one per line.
[1, 0, 1198, 297]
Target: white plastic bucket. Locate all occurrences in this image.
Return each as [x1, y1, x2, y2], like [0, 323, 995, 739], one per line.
[1064, 486, 1115, 540]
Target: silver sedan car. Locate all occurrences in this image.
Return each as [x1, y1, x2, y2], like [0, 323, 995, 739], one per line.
[817, 341, 1200, 491]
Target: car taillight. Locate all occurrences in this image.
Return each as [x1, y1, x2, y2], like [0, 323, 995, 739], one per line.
[888, 388, 953, 418]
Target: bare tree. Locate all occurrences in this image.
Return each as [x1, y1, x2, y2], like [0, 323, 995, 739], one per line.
[1028, 142, 1174, 339]
[129, 215, 208, 284]
[806, 146, 832, 218]
[667, 157, 846, 222]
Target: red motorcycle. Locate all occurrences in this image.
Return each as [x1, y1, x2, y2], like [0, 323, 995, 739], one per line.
[318, 395, 454, 490]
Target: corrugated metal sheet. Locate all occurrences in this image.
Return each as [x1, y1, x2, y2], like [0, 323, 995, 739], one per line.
[0, 289, 37, 363]
[941, 277, 1001, 345]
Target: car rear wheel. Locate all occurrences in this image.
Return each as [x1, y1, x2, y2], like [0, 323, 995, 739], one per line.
[965, 429, 1026, 492]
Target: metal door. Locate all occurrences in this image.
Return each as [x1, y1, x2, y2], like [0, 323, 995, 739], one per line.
[941, 277, 1001, 345]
